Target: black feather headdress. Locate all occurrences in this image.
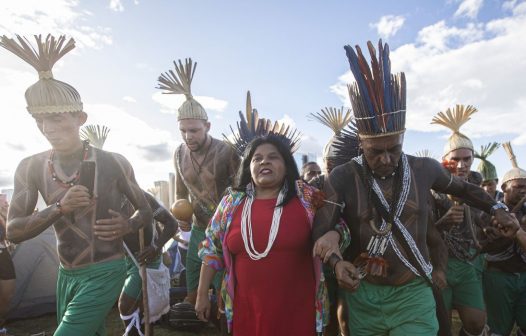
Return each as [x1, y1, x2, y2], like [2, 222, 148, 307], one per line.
[224, 91, 301, 156]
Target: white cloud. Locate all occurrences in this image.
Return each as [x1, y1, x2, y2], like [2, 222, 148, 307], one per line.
[331, 0, 526, 144]
[151, 91, 228, 114]
[122, 96, 137, 103]
[277, 114, 296, 129]
[370, 15, 406, 39]
[416, 21, 484, 51]
[109, 0, 124, 12]
[503, 0, 518, 11]
[454, 0, 484, 19]
[0, 0, 112, 49]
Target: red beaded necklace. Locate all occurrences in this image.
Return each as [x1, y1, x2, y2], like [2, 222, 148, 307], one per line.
[47, 141, 90, 188]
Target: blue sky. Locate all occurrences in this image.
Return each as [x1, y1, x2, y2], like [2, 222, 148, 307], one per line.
[0, 0, 525, 190]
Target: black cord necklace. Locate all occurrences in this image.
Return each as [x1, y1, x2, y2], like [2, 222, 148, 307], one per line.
[189, 137, 212, 175]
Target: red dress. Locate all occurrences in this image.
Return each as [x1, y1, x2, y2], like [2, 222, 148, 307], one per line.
[226, 196, 316, 336]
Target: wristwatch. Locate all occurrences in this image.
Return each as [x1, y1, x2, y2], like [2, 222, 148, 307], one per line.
[490, 202, 509, 216]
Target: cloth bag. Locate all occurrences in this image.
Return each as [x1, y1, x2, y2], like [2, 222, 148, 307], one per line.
[124, 243, 171, 322]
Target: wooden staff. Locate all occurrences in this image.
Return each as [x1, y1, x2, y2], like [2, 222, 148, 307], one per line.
[139, 228, 151, 336]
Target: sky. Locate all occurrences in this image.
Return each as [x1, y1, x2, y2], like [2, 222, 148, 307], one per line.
[0, 0, 525, 191]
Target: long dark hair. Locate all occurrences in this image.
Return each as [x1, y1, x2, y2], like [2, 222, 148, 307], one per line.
[233, 135, 299, 206]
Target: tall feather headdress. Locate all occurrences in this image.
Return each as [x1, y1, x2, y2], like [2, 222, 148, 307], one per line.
[501, 142, 526, 188]
[308, 106, 352, 160]
[157, 58, 207, 121]
[0, 34, 82, 115]
[431, 104, 477, 157]
[474, 142, 499, 182]
[224, 91, 301, 156]
[344, 40, 406, 138]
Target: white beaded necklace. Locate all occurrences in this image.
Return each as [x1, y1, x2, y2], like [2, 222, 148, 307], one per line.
[241, 185, 287, 260]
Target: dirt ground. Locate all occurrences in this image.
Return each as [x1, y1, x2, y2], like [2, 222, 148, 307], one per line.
[6, 308, 468, 336]
[6, 307, 218, 336]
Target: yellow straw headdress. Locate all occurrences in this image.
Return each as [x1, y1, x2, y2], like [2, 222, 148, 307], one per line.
[0, 34, 82, 115]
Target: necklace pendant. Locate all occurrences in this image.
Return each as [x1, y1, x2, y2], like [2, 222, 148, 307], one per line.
[366, 235, 389, 256]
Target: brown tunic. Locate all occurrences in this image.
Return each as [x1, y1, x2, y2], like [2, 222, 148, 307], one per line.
[174, 137, 240, 229]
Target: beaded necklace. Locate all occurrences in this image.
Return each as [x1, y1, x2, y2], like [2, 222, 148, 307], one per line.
[47, 140, 90, 187]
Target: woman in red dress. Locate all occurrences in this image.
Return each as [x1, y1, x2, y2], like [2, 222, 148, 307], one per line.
[196, 135, 332, 335]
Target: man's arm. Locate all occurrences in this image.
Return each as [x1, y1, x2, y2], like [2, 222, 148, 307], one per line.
[7, 159, 61, 243]
[146, 192, 177, 248]
[429, 158, 495, 213]
[116, 158, 152, 234]
[427, 204, 448, 288]
[429, 158, 519, 238]
[312, 170, 344, 243]
[174, 148, 189, 201]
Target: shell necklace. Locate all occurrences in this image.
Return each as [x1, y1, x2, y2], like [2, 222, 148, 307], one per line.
[241, 185, 286, 260]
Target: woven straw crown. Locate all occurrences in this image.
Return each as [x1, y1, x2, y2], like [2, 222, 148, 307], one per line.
[501, 142, 526, 188]
[0, 34, 83, 115]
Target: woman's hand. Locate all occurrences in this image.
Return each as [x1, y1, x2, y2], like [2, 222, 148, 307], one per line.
[195, 292, 211, 322]
[313, 230, 341, 263]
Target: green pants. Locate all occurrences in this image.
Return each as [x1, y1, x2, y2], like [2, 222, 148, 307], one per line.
[122, 255, 162, 300]
[55, 258, 126, 336]
[344, 278, 438, 336]
[442, 256, 485, 311]
[483, 269, 526, 335]
[186, 225, 222, 293]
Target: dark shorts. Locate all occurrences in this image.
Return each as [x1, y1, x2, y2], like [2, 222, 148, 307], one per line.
[0, 247, 15, 280]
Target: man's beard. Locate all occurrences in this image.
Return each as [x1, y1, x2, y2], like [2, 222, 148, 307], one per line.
[188, 136, 208, 152]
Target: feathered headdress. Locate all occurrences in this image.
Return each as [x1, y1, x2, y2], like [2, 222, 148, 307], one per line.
[308, 106, 352, 159]
[501, 142, 526, 188]
[224, 91, 301, 156]
[414, 149, 437, 160]
[431, 104, 477, 157]
[474, 142, 499, 182]
[157, 58, 207, 121]
[331, 124, 360, 168]
[344, 40, 406, 138]
[0, 34, 82, 115]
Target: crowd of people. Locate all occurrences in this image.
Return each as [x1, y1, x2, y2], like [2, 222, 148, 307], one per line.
[0, 33, 524, 336]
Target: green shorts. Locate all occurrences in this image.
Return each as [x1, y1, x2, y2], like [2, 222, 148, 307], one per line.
[442, 256, 485, 311]
[186, 225, 222, 293]
[122, 255, 162, 300]
[483, 268, 526, 335]
[343, 278, 438, 336]
[55, 258, 126, 336]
